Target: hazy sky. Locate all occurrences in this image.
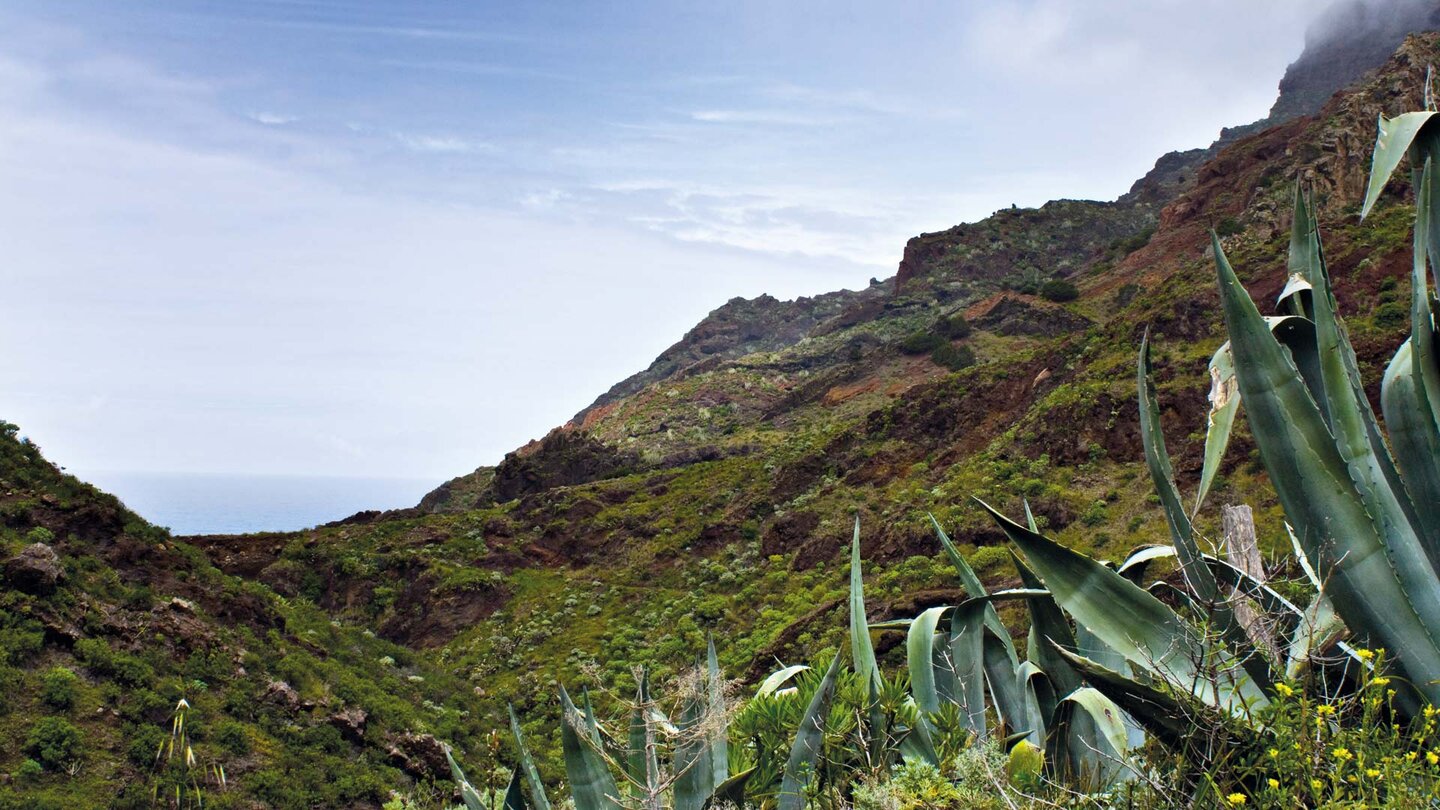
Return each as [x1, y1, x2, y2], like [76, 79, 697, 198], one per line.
[2, 1, 1329, 481]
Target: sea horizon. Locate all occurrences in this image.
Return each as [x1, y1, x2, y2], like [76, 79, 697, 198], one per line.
[77, 469, 441, 536]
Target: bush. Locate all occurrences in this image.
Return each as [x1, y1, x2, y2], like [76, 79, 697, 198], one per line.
[1215, 217, 1244, 236]
[125, 722, 166, 767]
[15, 759, 43, 783]
[931, 343, 976, 371]
[1374, 300, 1408, 329]
[40, 667, 79, 710]
[216, 719, 251, 755]
[934, 314, 972, 339]
[24, 717, 83, 770]
[898, 331, 945, 355]
[1038, 279, 1079, 302]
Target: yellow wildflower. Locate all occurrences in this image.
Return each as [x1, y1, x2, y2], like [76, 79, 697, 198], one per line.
[1275, 683, 1294, 697]
[1268, 748, 1280, 759]
[1366, 768, 1381, 779]
[1372, 676, 1391, 687]
[1357, 649, 1375, 661]
[1310, 779, 1324, 791]
[1317, 705, 1337, 716]
[1332, 747, 1353, 762]
[1427, 752, 1439, 766]
[1267, 779, 1279, 790]
[1226, 794, 1247, 806]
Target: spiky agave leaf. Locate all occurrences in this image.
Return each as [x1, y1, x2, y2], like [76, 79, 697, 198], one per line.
[504, 769, 527, 810]
[626, 669, 659, 801]
[850, 517, 880, 692]
[1383, 159, 1440, 559]
[1361, 110, 1439, 219]
[706, 637, 730, 787]
[446, 748, 489, 810]
[979, 498, 1269, 714]
[1058, 687, 1139, 788]
[559, 686, 623, 810]
[929, 514, 1028, 737]
[1054, 648, 1195, 749]
[1195, 342, 1239, 515]
[673, 688, 714, 810]
[778, 654, 843, 810]
[756, 665, 809, 698]
[1213, 232, 1440, 708]
[1014, 661, 1054, 749]
[509, 704, 552, 810]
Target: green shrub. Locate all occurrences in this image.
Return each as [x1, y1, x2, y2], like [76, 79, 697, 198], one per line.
[931, 343, 976, 371]
[934, 314, 972, 339]
[853, 760, 966, 810]
[1038, 279, 1078, 302]
[1374, 300, 1408, 329]
[216, 719, 251, 755]
[15, 759, 43, 783]
[1215, 217, 1244, 236]
[126, 722, 166, 767]
[24, 717, 83, 770]
[40, 667, 79, 710]
[898, 331, 944, 355]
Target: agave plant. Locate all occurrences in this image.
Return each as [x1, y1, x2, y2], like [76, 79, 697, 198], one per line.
[965, 98, 1440, 770]
[452, 639, 749, 810]
[849, 515, 1144, 790]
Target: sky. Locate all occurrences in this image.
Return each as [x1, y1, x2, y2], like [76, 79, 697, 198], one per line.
[0, 0, 1331, 483]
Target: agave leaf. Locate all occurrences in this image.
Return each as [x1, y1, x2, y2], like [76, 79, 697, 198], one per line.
[907, 606, 950, 716]
[929, 514, 1026, 735]
[867, 618, 914, 631]
[1196, 341, 1240, 515]
[1194, 315, 1324, 516]
[1383, 161, 1440, 556]
[1059, 687, 1137, 787]
[626, 669, 658, 799]
[980, 498, 1268, 713]
[1023, 500, 1040, 533]
[706, 638, 729, 785]
[1009, 550, 1082, 700]
[1055, 648, 1191, 749]
[1072, 620, 1128, 678]
[1115, 545, 1175, 586]
[1139, 330, 1221, 606]
[947, 590, 1047, 739]
[510, 704, 552, 810]
[673, 689, 714, 810]
[1015, 661, 1054, 749]
[1286, 592, 1348, 680]
[703, 767, 755, 810]
[1383, 341, 1440, 551]
[1361, 111, 1439, 219]
[1213, 232, 1440, 706]
[850, 517, 881, 691]
[778, 654, 842, 810]
[504, 768, 527, 810]
[446, 748, 489, 810]
[756, 665, 809, 697]
[560, 687, 623, 810]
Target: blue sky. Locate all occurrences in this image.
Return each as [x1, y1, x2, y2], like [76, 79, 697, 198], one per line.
[1, 1, 1323, 481]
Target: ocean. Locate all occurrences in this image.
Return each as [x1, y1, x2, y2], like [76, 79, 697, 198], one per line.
[79, 470, 440, 536]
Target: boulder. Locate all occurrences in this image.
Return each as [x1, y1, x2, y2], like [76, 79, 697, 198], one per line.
[3, 543, 64, 594]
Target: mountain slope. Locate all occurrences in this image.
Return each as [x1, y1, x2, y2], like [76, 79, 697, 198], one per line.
[0, 422, 489, 808]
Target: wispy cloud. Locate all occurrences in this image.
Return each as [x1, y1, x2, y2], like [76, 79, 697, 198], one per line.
[689, 108, 851, 127]
[393, 133, 493, 154]
[249, 111, 297, 125]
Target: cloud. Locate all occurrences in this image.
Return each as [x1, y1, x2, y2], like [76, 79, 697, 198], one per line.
[249, 111, 297, 125]
[393, 133, 495, 154]
[689, 108, 851, 127]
